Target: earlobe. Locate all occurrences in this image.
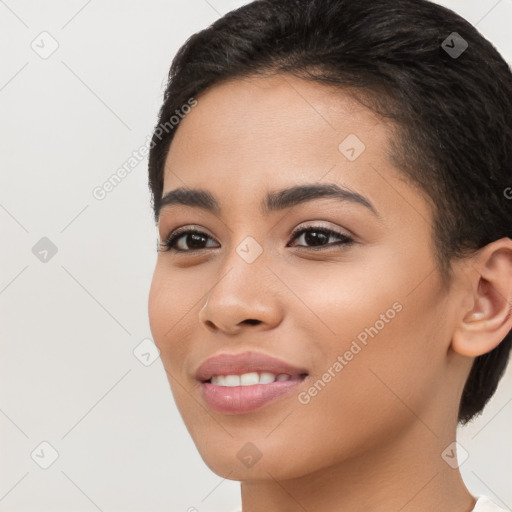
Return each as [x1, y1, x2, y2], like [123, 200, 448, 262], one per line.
[452, 238, 512, 358]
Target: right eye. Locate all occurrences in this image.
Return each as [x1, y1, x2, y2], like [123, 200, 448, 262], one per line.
[159, 228, 220, 253]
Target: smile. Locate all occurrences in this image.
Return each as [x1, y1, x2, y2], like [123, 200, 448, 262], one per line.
[208, 372, 297, 386]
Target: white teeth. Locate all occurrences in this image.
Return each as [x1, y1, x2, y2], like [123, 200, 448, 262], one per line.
[259, 372, 277, 384]
[210, 375, 223, 385]
[240, 372, 260, 386]
[208, 372, 294, 386]
[223, 375, 240, 387]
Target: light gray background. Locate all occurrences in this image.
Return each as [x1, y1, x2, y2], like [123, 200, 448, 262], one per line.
[1, 1, 511, 511]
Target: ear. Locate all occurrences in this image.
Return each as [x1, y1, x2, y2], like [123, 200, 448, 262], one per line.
[451, 237, 512, 357]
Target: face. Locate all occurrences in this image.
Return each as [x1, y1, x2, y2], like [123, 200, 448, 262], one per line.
[148, 74, 462, 480]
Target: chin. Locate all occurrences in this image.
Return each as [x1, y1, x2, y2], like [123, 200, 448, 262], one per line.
[193, 436, 319, 482]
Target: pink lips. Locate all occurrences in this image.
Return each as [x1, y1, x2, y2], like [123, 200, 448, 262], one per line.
[195, 351, 308, 415]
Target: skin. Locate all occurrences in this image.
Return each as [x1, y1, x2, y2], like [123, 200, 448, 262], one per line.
[148, 73, 512, 512]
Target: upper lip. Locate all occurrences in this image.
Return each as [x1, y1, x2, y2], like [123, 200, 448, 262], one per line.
[195, 351, 309, 382]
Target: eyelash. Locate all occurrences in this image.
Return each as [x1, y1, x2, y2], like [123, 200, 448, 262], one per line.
[159, 225, 355, 253]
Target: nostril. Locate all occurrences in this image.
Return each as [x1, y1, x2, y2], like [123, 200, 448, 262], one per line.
[242, 319, 260, 326]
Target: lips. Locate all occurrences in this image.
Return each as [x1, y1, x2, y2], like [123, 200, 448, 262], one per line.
[195, 351, 309, 415]
[195, 350, 309, 382]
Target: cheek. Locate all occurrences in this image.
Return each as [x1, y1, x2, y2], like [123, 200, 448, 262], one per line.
[286, 306, 431, 472]
[148, 267, 168, 345]
[148, 266, 185, 360]
[148, 264, 191, 335]
[147, 271, 159, 330]
[148, 266, 200, 413]
[148, 264, 205, 380]
[289, 248, 443, 421]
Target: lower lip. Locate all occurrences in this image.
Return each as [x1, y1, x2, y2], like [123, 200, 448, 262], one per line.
[200, 376, 306, 414]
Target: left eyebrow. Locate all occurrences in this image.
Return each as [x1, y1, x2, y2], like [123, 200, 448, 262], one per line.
[158, 182, 380, 219]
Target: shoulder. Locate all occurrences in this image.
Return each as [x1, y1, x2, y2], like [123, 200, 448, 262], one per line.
[473, 496, 510, 512]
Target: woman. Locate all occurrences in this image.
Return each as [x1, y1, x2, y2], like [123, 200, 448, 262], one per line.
[147, 0, 512, 510]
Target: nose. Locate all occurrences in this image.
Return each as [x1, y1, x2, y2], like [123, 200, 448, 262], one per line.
[198, 261, 283, 335]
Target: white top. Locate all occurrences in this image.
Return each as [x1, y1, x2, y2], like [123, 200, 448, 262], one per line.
[230, 495, 509, 512]
[473, 495, 510, 511]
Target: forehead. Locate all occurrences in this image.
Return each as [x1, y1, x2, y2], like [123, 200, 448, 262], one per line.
[166, 75, 384, 169]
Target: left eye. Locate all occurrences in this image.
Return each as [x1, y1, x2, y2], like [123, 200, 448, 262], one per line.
[287, 226, 354, 250]
[159, 226, 355, 253]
